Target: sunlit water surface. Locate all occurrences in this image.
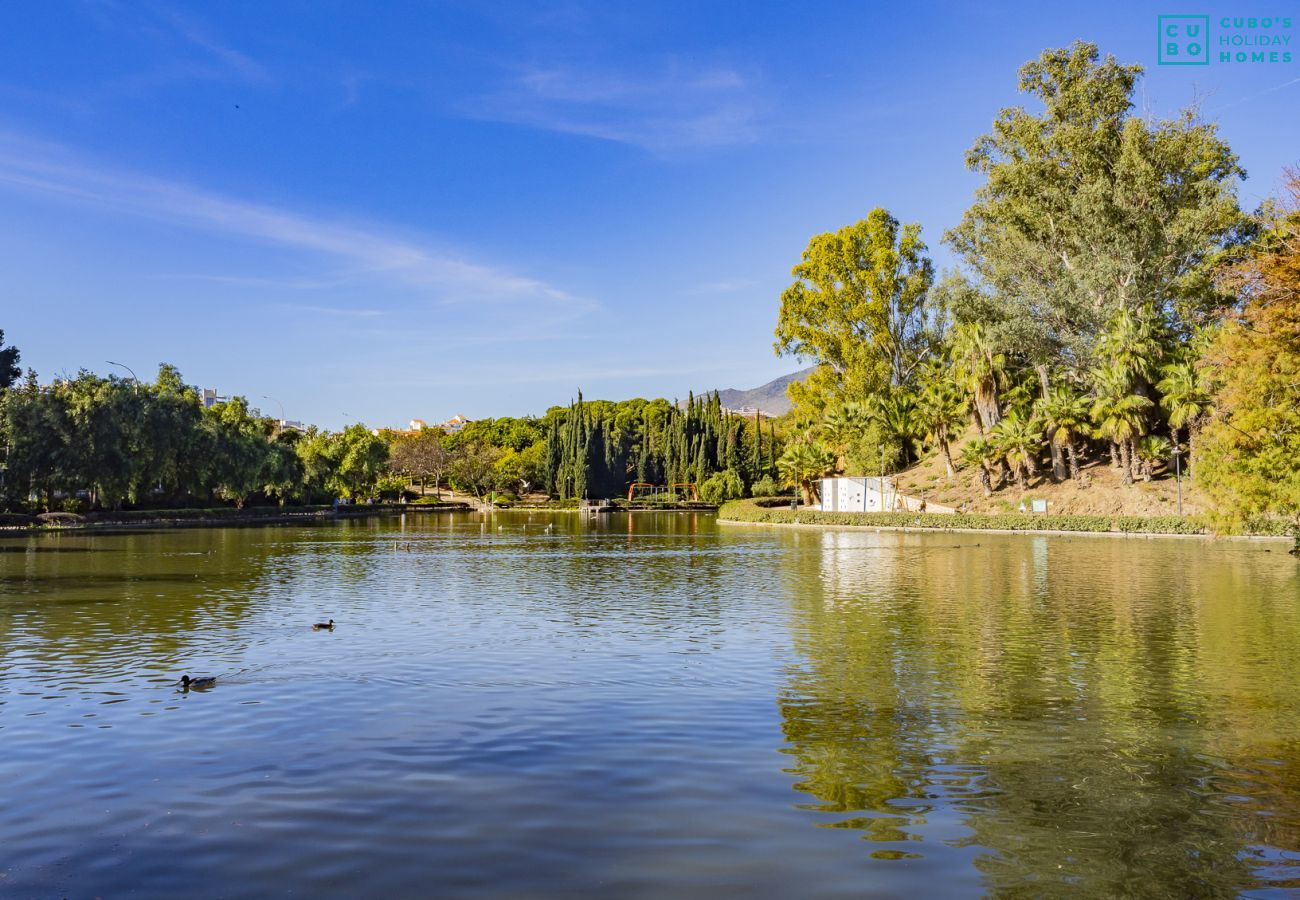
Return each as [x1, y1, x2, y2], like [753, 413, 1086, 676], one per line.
[2, 512, 1299, 897]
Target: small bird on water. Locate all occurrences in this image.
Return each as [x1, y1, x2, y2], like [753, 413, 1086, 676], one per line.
[313, 619, 335, 630]
[180, 675, 216, 689]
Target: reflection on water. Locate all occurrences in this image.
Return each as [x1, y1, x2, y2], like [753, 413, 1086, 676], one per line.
[1, 513, 1298, 897]
[783, 527, 1300, 895]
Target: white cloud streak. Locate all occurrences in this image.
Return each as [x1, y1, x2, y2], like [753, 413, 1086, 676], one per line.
[468, 61, 761, 153]
[0, 131, 593, 312]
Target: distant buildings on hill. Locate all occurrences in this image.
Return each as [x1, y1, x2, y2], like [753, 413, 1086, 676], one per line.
[371, 415, 470, 438]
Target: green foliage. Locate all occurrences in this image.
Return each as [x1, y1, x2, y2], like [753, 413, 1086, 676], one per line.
[699, 468, 744, 504]
[1198, 177, 1300, 535]
[777, 438, 835, 504]
[0, 365, 392, 512]
[776, 207, 936, 414]
[717, 498, 1256, 535]
[749, 475, 782, 498]
[946, 41, 1244, 372]
[543, 391, 769, 500]
[0, 329, 20, 391]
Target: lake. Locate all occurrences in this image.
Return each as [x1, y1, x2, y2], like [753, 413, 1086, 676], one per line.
[2, 512, 1298, 897]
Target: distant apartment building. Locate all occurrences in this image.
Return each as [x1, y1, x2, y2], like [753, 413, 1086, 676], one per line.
[438, 415, 469, 434]
[199, 388, 226, 409]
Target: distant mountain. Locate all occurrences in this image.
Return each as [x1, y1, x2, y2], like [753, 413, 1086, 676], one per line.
[696, 367, 815, 417]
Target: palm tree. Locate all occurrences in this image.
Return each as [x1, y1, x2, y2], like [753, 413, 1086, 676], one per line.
[1036, 387, 1091, 481]
[917, 376, 967, 481]
[1097, 305, 1164, 387]
[871, 390, 924, 467]
[1090, 367, 1153, 486]
[820, 401, 872, 472]
[1135, 435, 1171, 482]
[991, 412, 1043, 491]
[777, 439, 836, 506]
[960, 437, 999, 497]
[1156, 360, 1212, 466]
[950, 323, 1005, 433]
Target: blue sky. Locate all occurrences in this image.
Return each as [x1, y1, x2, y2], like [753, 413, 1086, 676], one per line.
[1, 1, 1297, 429]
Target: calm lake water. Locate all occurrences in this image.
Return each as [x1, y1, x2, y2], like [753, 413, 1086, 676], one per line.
[2, 512, 1298, 898]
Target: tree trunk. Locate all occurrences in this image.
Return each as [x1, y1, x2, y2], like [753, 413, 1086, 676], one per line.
[1110, 442, 1121, 469]
[940, 440, 955, 481]
[1066, 442, 1080, 480]
[978, 466, 992, 498]
[1014, 463, 1027, 491]
[1119, 441, 1133, 485]
[1036, 365, 1066, 481]
[976, 382, 1001, 432]
[1128, 439, 1142, 483]
[1024, 452, 1040, 481]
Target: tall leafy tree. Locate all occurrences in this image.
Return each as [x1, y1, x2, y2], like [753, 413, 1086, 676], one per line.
[1199, 173, 1300, 540]
[947, 40, 1244, 380]
[776, 207, 935, 415]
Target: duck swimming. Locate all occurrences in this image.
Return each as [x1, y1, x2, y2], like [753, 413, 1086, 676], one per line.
[180, 675, 216, 689]
[312, 619, 335, 630]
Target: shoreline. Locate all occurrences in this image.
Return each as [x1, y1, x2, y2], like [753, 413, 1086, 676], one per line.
[0, 503, 472, 535]
[717, 515, 1291, 543]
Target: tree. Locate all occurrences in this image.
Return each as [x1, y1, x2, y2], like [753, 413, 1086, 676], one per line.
[1199, 172, 1300, 540]
[0, 330, 19, 391]
[699, 468, 744, 504]
[870, 391, 924, 469]
[1090, 367, 1153, 485]
[449, 440, 502, 500]
[1134, 435, 1170, 483]
[777, 439, 835, 506]
[916, 367, 967, 480]
[1157, 359, 1212, 465]
[820, 402, 872, 473]
[328, 424, 389, 500]
[390, 428, 450, 495]
[776, 208, 935, 414]
[1036, 387, 1091, 480]
[961, 437, 999, 497]
[991, 412, 1043, 491]
[947, 41, 1244, 384]
[948, 322, 1005, 433]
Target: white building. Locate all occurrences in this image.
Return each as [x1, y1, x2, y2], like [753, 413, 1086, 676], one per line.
[818, 476, 954, 514]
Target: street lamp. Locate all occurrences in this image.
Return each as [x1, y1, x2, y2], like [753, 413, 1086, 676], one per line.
[106, 360, 139, 394]
[1171, 445, 1184, 516]
[262, 395, 285, 435]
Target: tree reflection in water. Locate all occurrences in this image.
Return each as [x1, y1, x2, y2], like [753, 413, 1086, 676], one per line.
[777, 528, 1300, 894]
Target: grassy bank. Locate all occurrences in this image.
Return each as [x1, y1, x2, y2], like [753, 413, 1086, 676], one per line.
[717, 498, 1294, 539]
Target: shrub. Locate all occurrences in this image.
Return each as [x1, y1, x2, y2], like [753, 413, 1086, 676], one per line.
[750, 475, 782, 498]
[699, 469, 744, 504]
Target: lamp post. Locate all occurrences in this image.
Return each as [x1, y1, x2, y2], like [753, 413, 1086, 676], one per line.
[1171, 445, 1183, 516]
[106, 360, 139, 394]
[262, 395, 285, 436]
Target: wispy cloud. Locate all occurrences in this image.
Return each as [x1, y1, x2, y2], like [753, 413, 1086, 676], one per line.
[152, 6, 269, 84]
[688, 278, 759, 294]
[467, 60, 761, 153]
[0, 131, 593, 312]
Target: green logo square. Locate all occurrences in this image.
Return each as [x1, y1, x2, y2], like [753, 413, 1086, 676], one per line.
[1159, 15, 1210, 65]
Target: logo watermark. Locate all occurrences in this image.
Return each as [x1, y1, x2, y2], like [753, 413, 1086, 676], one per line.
[1158, 14, 1294, 65]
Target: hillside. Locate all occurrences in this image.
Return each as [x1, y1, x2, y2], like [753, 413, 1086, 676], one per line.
[698, 367, 814, 416]
[890, 428, 1205, 518]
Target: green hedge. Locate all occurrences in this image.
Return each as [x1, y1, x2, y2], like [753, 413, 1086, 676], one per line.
[717, 498, 1293, 537]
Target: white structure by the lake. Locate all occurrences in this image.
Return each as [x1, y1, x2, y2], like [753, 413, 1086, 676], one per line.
[818, 476, 955, 514]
